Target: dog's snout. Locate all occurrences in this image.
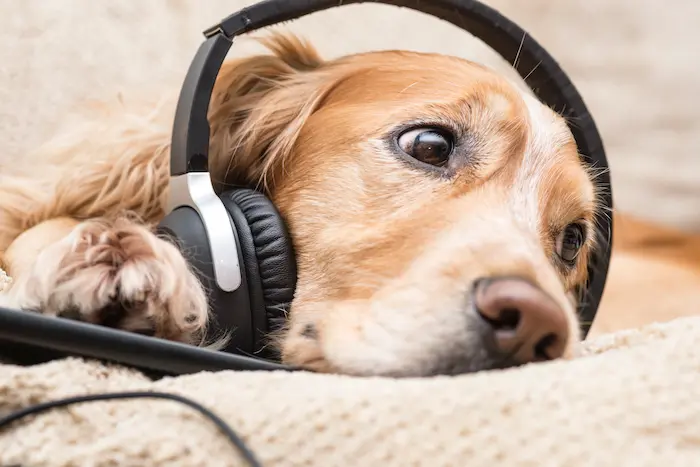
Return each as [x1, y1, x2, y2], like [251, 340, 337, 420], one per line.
[473, 277, 568, 365]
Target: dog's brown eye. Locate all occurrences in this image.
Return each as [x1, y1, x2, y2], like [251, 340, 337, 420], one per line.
[556, 223, 585, 264]
[397, 128, 454, 167]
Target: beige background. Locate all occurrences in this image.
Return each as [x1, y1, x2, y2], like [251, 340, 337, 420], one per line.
[1, 0, 698, 231]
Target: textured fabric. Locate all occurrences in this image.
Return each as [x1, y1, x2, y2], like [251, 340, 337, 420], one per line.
[1, 308, 699, 466]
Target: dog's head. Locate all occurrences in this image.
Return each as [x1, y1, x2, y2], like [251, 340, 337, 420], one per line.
[207, 34, 602, 377]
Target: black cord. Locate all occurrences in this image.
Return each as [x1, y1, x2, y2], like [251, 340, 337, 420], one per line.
[0, 391, 263, 467]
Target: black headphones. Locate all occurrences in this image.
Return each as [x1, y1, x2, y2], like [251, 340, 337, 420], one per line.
[156, 0, 614, 361]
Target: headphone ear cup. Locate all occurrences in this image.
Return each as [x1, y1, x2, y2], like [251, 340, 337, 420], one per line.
[155, 206, 256, 355]
[220, 189, 297, 354]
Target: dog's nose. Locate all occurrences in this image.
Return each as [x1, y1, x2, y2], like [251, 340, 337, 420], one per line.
[473, 277, 568, 364]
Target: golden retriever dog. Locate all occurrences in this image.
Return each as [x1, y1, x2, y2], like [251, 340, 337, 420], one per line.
[0, 34, 698, 376]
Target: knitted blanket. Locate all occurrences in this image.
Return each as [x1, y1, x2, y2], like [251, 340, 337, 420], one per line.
[0, 301, 698, 466]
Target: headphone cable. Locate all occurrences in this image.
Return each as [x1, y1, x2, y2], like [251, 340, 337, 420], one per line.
[0, 391, 263, 467]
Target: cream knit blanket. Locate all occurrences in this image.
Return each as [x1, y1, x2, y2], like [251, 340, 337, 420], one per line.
[0, 261, 698, 467]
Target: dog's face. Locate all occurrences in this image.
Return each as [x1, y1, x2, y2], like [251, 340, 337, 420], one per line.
[208, 35, 600, 377]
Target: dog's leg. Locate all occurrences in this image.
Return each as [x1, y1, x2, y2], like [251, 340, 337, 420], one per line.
[0, 215, 209, 344]
[0, 97, 214, 345]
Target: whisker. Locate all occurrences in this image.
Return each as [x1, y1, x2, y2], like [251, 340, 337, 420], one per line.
[522, 60, 542, 81]
[512, 32, 527, 71]
[399, 82, 419, 94]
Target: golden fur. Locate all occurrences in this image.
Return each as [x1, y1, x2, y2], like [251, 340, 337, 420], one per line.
[1, 33, 699, 376]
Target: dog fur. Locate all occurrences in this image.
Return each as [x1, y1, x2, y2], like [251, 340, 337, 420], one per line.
[1, 33, 699, 376]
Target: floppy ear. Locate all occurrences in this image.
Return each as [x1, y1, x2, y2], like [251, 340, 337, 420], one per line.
[207, 33, 333, 193]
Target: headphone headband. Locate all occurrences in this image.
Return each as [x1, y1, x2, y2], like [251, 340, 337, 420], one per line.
[168, 0, 613, 335]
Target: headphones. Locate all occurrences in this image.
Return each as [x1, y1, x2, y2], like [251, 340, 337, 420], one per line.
[156, 0, 614, 360]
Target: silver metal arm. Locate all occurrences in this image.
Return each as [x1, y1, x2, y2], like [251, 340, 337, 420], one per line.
[167, 173, 242, 292]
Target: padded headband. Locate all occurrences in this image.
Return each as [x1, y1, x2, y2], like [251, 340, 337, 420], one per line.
[169, 0, 613, 335]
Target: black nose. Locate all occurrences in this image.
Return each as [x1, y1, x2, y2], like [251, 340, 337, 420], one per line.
[472, 277, 569, 366]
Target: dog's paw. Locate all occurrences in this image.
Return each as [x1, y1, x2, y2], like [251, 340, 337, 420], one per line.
[14, 218, 209, 344]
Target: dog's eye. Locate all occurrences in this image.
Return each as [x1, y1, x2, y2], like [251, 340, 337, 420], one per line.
[397, 128, 454, 167]
[556, 223, 586, 264]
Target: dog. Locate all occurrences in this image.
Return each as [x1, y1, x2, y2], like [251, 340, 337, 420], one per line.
[1, 33, 699, 377]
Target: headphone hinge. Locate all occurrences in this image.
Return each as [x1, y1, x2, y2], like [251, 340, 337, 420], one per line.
[202, 24, 224, 38]
[205, 11, 253, 39]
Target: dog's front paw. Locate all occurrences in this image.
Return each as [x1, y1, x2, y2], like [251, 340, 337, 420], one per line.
[15, 218, 209, 344]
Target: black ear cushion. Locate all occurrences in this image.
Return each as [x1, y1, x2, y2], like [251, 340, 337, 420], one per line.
[220, 189, 297, 338]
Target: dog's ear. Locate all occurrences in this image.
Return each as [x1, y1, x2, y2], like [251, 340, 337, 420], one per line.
[207, 33, 332, 193]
